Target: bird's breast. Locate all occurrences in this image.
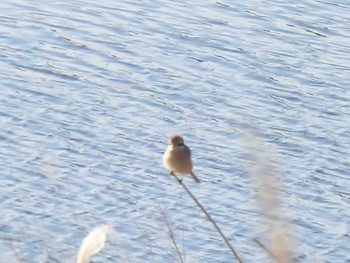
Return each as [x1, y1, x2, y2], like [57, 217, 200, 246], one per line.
[163, 146, 193, 174]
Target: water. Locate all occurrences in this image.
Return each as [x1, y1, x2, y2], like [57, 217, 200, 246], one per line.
[1, 0, 349, 262]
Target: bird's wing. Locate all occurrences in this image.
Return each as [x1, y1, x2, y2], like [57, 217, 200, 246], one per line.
[184, 145, 191, 156]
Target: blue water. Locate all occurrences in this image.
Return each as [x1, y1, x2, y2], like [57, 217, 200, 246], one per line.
[1, 0, 349, 262]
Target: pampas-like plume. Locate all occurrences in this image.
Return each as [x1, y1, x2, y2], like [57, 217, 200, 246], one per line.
[243, 128, 294, 263]
[76, 224, 110, 263]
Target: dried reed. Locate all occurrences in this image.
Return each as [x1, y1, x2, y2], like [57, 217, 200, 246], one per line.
[170, 172, 242, 263]
[159, 206, 185, 263]
[243, 129, 295, 263]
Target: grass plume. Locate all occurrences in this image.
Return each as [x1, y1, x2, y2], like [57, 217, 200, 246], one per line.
[243, 128, 295, 263]
[76, 224, 110, 263]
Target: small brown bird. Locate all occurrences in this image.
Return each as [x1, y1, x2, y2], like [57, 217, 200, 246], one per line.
[163, 134, 200, 183]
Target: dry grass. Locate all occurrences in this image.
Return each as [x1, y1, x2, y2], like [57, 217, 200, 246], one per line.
[159, 206, 185, 263]
[243, 128, 295, 263]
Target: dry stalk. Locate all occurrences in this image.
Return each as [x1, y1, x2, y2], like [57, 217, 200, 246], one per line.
[159, 206, 185, 263]
[170, 172, 242, 263]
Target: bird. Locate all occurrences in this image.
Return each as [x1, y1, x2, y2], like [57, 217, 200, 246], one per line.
[163, 134, 200, 183]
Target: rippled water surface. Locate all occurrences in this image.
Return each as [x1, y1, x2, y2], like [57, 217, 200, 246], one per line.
[1, 0, 349, 262]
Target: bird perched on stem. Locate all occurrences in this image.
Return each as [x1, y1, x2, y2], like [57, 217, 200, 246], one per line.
[163, 134, 200, 183]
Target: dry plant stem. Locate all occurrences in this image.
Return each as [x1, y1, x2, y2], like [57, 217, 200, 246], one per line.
[159, 207, 185, 263]
[170, 172, 242, 263]
[253, 238, 284, 263]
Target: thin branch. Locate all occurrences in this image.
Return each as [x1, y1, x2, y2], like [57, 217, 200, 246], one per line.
[170, 172, 242, 263]
[159, 207, 185, 263]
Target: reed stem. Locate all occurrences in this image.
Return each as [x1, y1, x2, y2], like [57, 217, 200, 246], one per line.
[171, 172, 242, 263]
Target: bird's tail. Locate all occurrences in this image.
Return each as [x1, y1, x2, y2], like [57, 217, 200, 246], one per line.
[191, 172, 200, 183]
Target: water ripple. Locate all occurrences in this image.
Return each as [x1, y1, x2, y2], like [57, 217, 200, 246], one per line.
[1, 0, 349, 262]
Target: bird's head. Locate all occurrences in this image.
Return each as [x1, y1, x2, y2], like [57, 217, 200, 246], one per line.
[169, 134, 185, 146]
